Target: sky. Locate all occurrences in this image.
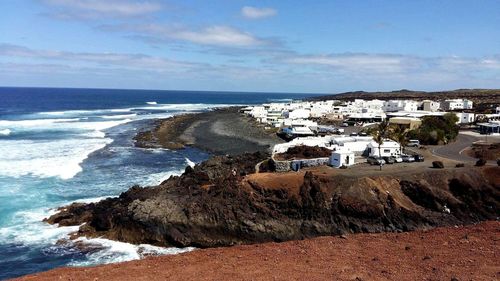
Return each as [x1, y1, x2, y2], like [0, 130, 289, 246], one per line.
[0, 0, 499, 93]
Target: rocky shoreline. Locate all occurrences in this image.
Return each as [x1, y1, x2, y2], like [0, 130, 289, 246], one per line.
[46, 150, 499, 248]
[133, 107, 283, 155]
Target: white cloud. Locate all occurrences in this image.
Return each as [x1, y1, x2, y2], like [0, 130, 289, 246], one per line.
[41, 0, 162, 18]
[1, 43, 498, 92]
[0, 43, 199, 72]
[284, 54, 420, 74]
[241, 6, 277, 19]
[100, 24, 269, 47]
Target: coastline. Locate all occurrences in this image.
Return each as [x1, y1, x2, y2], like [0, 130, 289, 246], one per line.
[134, 107, 284, 155]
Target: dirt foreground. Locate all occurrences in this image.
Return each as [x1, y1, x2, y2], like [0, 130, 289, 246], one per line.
[16, 221, 499, 281]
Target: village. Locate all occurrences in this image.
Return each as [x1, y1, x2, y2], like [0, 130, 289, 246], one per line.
[241, 98, 500, 171]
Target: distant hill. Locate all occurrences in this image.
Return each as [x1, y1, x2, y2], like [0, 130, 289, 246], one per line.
[311, 89, 500, 107]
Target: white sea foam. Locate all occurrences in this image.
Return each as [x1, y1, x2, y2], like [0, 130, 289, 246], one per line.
[143, 168, 185, 186]
[139, 103, 235, 111]
[0, 118, 80, 128]
[185, 157, 196, 168]
[69, 237, 195, 266]
[0, 118, 130, 180]
[0, 129, 11, 136]
[72, 196, 116, 204]
[0, 138, 113, 179]
[100, 113, 137, 119]
[0, 208, 80, 245]
[146, 101, 157, 105]
[39, 108, 133, 117]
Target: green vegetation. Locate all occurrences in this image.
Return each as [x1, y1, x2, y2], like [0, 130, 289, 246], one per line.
[408, 113, 459, 145]
[388, 125, 410, 154]
[369, 120, 390, 170]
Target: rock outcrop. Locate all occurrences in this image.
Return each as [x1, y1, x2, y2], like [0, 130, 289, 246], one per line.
[46, 152, 500, 248]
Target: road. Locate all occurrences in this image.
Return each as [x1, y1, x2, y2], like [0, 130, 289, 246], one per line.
[430, 133, 479, 163]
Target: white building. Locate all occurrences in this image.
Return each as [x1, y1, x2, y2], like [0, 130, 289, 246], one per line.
[383, 100, 419, 112]
[421, 100, 440, 112]
[367, 140, 401, 157]
[455, 112, 475, 124]
[330, 149, 355, 168]
[286, 108, 311, 119]
[441, 99, 473, 110]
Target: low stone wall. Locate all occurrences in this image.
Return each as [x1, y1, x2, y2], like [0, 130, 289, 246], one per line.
[294, 157, 330, 168]
[273, 159, 291, 172]
[271, 156, 330, 172]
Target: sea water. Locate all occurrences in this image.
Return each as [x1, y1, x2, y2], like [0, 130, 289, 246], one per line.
[0, 87, 314, 279]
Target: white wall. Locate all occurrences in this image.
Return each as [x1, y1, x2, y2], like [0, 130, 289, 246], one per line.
[330, 152, 355, 167]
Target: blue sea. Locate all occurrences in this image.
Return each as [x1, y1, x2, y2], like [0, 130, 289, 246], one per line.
[0, 87, 316, 279]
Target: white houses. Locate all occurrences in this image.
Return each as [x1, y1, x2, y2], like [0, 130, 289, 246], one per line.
[330, 149, 355, 168]
[441, 99, 473, 110]
[367, 140, 401, 157]
[286, 108, 311, 119]
[383, 100, 419, 112]
[422, 100, 440, 112]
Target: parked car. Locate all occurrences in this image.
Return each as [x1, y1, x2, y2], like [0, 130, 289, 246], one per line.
[392, 156, 404, 163]
[407, 139, 420, 147]
[341, 122, 349, 127]
[413, 154, 425, 162]
[383, 156, 395, 164]
[367, 156, 386, 165]
[350, 132, 358, 136]
[359, 132, 368, 136]
[401, 154, 415, 162]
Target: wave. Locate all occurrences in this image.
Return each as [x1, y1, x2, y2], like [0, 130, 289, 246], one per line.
[138, 103, 236, 111]
[0, 129, 11, 136]
[68, 237, 195, 266]
[39, 108, 133, 116]
[146, 101, 157, 105]
[0, 118, 80, 128]
[143, 168, 185, 186]
[267, 98, 294, 102]
[185, 157, 196, 168]
[0, 207, 80, 245]
[0, 137, 113, 179]
[100, 114, 138, 119]
[72, 196, 116, 204]
[0, 205, 193, 269]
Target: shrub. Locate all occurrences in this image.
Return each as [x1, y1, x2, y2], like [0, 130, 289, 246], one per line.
[432, 161, 444, 169]
[455, 163, 465, 168]
[475, 159, 487, 167]
[408, 113, 459, 145]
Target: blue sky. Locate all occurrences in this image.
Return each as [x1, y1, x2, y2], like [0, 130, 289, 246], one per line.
[0, 0, 499, 93]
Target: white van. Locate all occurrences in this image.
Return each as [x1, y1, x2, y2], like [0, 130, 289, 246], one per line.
[408, 139, 420, 147]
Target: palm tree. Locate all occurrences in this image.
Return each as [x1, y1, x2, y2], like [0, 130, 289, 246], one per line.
[389, 125, 409, 155]
[370, 120, 390, 171]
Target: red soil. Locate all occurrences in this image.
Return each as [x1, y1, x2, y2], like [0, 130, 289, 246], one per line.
[16, 221, 500, 281]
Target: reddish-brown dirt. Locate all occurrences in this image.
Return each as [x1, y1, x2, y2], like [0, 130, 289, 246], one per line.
[16, 221, 499, 281]
[243, 171, 305, 197]
[465, 142, 500, 161]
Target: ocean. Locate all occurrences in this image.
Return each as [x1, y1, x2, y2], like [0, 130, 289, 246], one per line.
[0, 87, 316, 279]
